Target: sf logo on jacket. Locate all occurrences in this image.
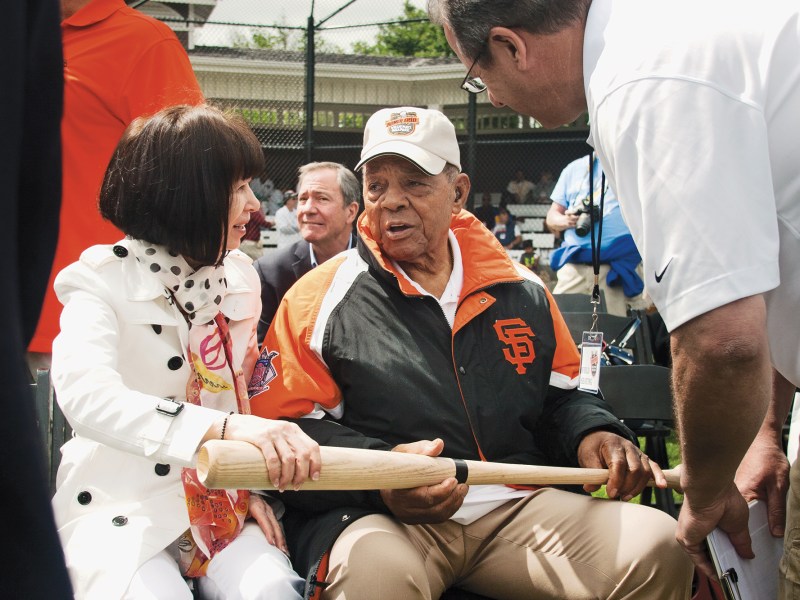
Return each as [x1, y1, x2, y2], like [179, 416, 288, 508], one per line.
[493, 319, 536, 375]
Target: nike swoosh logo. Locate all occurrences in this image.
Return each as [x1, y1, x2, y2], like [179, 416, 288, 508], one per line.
[655, 258, 673, 283]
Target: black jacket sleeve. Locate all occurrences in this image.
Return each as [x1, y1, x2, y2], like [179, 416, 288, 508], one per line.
[534, 386, 638, 467]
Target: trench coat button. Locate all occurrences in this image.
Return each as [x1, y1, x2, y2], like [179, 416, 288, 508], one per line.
[154, 463, 171, 476]
[459, 366, 466, 375]
[341, 514, 350, 522]
[112, 245, 128, 258]
[77, 491, 92, 505]
[479, 297, 488, 304]
[112, 515, 128, 527]
[151, 324, 162, 335]
[167, 356, 183, 370]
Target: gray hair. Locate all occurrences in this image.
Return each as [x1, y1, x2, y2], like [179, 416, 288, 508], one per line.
[427, 0, 591, 63]
[297, 162, 361, 208]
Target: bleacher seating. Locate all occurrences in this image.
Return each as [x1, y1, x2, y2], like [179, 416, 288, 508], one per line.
[528, 232, 555, 248]
[509, 205, 549, 218]
[518, 218, 545, 233]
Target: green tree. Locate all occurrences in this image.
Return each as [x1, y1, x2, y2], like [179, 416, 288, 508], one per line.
[233, 20, 342, 54]
[351, 1, 454, 58]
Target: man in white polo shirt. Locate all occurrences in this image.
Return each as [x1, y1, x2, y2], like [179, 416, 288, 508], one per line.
[430, 0, 800, 588]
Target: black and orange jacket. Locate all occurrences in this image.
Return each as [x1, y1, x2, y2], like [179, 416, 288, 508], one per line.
[249, 210, 635, 598]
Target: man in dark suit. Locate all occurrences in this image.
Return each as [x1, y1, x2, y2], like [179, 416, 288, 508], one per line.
[254, 162, 360, 341]
[1, 0, 73, 596]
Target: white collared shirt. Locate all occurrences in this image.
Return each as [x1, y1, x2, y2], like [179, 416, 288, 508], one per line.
[391, 230, 463, 327]
[309, 235, 354, 269]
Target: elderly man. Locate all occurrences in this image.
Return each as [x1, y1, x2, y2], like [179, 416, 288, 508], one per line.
[249, 106, 692, 599]
[254, 162, 359, 341]
[428, 0, 800, 587]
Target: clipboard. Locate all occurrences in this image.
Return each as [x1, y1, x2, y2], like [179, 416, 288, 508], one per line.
[706, 500, 783, 599]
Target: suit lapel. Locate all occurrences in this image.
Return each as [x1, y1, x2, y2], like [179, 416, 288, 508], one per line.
[291, 240, 312, 280]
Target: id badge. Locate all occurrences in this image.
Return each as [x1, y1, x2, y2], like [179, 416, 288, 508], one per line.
[579, 331, 603, 392]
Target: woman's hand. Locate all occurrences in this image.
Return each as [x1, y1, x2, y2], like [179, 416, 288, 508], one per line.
[248, 494, 289, 556]
[216, 414, 321, 492]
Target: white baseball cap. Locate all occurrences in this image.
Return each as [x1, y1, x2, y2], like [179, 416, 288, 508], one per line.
[355, 107, 461, 175]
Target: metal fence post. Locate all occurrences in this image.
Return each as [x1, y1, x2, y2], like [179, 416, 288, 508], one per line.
[305, 15, 315, 163]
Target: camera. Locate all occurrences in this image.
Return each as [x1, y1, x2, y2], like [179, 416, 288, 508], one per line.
[573, 196, 601, 237]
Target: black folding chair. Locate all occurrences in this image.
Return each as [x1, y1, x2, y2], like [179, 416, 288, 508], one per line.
[600, 365, 679, 516]
[31, 369, 71, 495]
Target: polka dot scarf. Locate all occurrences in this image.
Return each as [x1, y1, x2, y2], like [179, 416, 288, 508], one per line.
[129, 239, 228, 327]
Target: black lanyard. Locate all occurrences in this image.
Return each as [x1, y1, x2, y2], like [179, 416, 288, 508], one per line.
[588, 152, 606, 316]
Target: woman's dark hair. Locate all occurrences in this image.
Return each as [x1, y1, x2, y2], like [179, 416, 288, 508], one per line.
[100, 104, 264, 265]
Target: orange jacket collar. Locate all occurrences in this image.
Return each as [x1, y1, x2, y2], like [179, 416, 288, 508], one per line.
[357, 209, 523, 300]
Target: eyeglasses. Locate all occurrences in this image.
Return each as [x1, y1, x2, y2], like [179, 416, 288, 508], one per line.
[460, 44, 488, 94]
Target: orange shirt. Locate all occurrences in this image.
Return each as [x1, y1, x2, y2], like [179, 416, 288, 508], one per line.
[29, 0, 203, 352]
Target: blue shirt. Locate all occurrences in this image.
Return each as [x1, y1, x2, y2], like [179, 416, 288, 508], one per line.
[551, 155, 629, 250]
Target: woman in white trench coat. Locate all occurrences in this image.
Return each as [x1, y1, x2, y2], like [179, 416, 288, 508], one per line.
[50, 105, 321, 600]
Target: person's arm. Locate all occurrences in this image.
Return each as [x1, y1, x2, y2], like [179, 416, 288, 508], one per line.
[735, 368, 792, 536]
[672, 295, 772, 576]
[545, 202, 578, 232]
[249, 267, 397, 513]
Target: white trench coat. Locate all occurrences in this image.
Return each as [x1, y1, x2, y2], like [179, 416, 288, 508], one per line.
[51, 240, 260, 599]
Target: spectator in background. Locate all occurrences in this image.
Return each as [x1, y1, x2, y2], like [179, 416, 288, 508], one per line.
[249, 173, 285, 216]
[546, 154, 645, 317]
[519, 239, 537, 270]
[275, 190, 301, 249]
[254, 162, 359, 341]
[249, 170, 274, 213]
[239, 200, 271, 261]
[505, 169, 534, 204]
[2, 0, 73, 596]
[27, 0, 204, 376]
[493, 207, 522, 250]
[532, 169, 556, 203]
[472, 191, 499, 230]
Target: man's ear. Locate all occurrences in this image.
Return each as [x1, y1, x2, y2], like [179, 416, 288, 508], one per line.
[488, 26, 528, 71]
[453, 173, 471, 213]
[346, 201, 359, 224]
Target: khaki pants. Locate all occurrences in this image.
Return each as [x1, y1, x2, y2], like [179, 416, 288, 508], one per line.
[553, 263, 649, 317]
[779, 457, 800, 597]
[323, 488, 693, 600]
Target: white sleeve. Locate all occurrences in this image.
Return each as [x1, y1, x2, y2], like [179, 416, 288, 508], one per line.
[592, 78, 779, 331]
[275, 208, 299, 234]
[51, 267, 220, 466]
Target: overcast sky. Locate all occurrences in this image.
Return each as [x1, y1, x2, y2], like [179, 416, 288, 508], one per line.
[196, 0, 429, 48]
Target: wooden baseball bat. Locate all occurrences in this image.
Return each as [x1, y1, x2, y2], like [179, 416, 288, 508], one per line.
[197, 440, 681, 491]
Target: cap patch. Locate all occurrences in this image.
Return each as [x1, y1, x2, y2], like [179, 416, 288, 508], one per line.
[385, 111, 419, 136]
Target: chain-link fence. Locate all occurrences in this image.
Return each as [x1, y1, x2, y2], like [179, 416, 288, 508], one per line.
[146, 0, 592, 262]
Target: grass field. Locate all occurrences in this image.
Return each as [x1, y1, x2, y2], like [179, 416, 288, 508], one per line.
[591, 431, 683, 505]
